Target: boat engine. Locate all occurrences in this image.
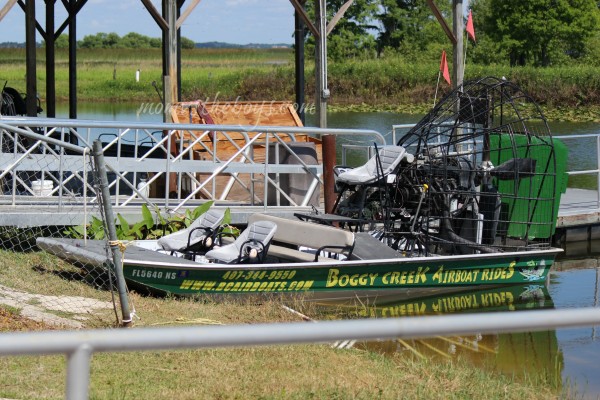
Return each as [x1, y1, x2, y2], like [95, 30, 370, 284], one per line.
[334, 77, 568, 256]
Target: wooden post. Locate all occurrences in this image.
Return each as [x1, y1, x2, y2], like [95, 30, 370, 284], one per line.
[315, 0, 328, 128]
[452, 0, 465, 155]
[177, 5, 182, 102]
[68, 0, 77, 119]
[164, 0, 179, 197]
[294, 6, 306, 124]
[25, 0, 37, 117]
[45, 0, 56, 118]
[452, 0, 464, 88]
[163, 0, 178, 122]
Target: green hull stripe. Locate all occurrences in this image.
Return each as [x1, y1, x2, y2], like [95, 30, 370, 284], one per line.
[123, 254, 553, 296]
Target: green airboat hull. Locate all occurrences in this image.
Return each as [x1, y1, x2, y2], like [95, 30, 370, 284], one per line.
[36, 237, 559, 299]
[121, 247, 559, 296]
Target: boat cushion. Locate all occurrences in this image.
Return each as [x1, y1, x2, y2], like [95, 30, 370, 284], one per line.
[248, 213, 354, 260]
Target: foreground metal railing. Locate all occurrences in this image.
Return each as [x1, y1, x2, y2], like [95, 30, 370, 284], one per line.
[0, 307, 598, 399]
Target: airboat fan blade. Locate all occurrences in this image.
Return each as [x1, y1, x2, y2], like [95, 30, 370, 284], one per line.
[490, 158, 536, 180]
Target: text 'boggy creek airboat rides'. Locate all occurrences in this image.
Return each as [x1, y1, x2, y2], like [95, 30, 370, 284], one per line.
[38, 77, 568, 298]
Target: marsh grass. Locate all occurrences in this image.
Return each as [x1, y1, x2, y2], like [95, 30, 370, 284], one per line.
[2, 48, 600, 121]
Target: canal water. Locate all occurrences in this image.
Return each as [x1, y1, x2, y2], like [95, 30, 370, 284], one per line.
[55, 102, 600, 397]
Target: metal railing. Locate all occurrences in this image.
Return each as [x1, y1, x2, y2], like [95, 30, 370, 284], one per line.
[0, 307, 598, 399]
[0, 118, 385, 225]
[380, 125, 600, 219]
[554, 133, 600, 215]
[2, 119, 598, 226]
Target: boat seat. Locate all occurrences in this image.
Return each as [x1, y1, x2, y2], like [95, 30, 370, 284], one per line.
[265, 245, 338, 263]
[206, 220, 277, 264]
[157, 209, 225, 254]
[248, 213, 355, 262]
[336, 145, 413, 186]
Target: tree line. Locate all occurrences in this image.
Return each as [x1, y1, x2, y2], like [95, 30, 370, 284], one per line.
[310, 0, 600, 67]
[47, 32, 196, 50]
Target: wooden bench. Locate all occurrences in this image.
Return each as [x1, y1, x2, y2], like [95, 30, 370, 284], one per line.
[247, 213, 355, 263]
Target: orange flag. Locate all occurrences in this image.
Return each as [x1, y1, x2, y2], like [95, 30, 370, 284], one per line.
[466, 10, 476, 42]
[440, 50, 451, 85]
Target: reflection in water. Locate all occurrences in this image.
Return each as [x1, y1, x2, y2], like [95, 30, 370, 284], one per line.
[552, 252, 600, 398]
[309, 284, 562, 391]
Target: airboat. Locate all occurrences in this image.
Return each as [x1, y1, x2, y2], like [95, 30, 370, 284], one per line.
[38, 77, 568, 298]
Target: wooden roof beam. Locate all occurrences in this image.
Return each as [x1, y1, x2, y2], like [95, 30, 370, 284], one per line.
[426, 0, 456, 45]
[176, 0, 201, 29]
[17, 0, 46, 40]
[141, 0, 168, 31]
[326, 0, 352, 36]
[289, 0, 319, 38]
[0, 0, 17, 23]
[54, 0, 87, 38]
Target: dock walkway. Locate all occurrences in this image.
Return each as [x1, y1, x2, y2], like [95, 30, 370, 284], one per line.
[558, 188, 600, 227]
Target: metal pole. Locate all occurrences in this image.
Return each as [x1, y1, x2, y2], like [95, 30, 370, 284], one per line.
[2, 308, 600, 355]
[45, 0, 56, 118]
[25, 0, 37, 117]
[161, 0, 168, 122]
[315, 0, 328, 128]
[315, 0, 336, 212]
[92, 140, 132, 326]
[66, 344, 92, 400]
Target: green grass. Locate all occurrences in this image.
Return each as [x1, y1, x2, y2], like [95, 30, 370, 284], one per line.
[0, 348, 567, 400]
[0, 49, 600, 121]
[2, 48, 600, 121]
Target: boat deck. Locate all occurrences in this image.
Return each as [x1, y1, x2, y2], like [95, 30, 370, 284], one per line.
[558, 188, 600, 227]
[3, 187, 598, 230]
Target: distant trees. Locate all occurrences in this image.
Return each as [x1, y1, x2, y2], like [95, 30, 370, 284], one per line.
[180, 36, 196, 49]
[301, 0, 455, 62]
[470, 0, 600, 66]
[40, 34, 70, 49]
[298, 0, 600, 66]
[375, 0, 451, 59]
[303, 0, 379, 61]
[78, 32, 196, 49]
[376, 0, 449, 57]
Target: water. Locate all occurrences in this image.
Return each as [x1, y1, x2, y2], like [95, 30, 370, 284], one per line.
[55, 102, 600, 397]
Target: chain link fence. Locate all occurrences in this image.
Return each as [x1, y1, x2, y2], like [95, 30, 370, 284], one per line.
[0, 123, 122, 328]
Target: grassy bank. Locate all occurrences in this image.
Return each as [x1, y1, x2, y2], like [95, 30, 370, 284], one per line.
[1, 48, 599, 121]
[0, 250, 570, 399]
[0, 344, 563, 399]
